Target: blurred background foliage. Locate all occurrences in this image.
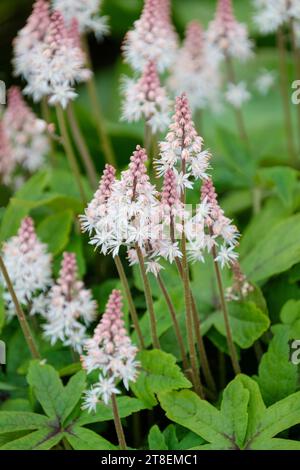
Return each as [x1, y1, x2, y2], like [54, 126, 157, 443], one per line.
[0, 1, 297, 189]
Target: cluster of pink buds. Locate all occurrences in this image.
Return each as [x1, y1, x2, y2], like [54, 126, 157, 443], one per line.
[1, 217, 52, 318]
[2, 87, 50, 172]
[41, 252, 97, 353]
[0, 122, 15, 185]
[169, 21, 221, 113]
[52, 0, 109, 38]
[156, 93, 211, 187]
[206, 0, 253, 62]
[13, 1, 91, 107]
[186, 178, 240, 268]
[81, 290, 139, 411]
[123, 0, 178, 73]
[225, 261, 253, 301]
[121, 61, 170, 133]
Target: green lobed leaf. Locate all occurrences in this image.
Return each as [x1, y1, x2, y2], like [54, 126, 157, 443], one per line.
[242, 213, 300, 283]
[148, 425, 168, 450]
[131, 350, 192, 408]
[65, 426, 116, 450]
[37, 210, 73, 255]
[0, 428, 63, 450]
[0, 411, 49, 434]
[256, 326, 298, 406]
[76, 396, 146, 426]
[213, 301, 270, 349]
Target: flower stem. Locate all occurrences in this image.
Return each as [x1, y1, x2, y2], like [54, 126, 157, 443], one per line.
[156, 272, 189, 369]
[211, 245, 240, 375]
[114, 255, 145, 349]
[181, 230, 204, 397]
[224, 54, 249, 147]
[111, 394, 127, 450]
[135, 245, 160, 349]
[81, 36, 117, 167]
[41, 97, 56, 166]
[0, 255, 40, 359]
[277, 28, 297, 165]
[56, 105, 87, 205]
[67, 102, 98, 189]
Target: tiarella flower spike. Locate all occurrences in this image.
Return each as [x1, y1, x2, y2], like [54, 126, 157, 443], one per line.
[0, 122, 15, 185]
[15, 8, 91, 107]
[253, 0, 300, 34]
[81, 164, 116, 235]
[41, 252, 97, 352]
[81, 289, 139, 411]
[189, 177, 240, 268]
[169, 21, 221, 112]
[156, 93, 211, 188]
[206, 0, 253, 61]
[52, 0, 109, 38]
[123, 0, 178, 72]
[13, 0, 50, 79]
[90, 146, 159, 257]
[1, 217, 52, 317]
[3, 87, 49, 172]
[122, 60, 170, 133]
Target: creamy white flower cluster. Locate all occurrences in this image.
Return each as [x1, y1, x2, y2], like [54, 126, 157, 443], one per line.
[187, 178, 240, 268]
[121, 61, 171, 133]
[82, 289, 139, 411]
[3, 87, 49, 173]
[253, 0, 300, 35]
[40, 252, 97, 353]
[169, 21, 222, 113]
[13, 2, 91, 107]
[52, 0, 109, 38]
[1, 217, 52, 318]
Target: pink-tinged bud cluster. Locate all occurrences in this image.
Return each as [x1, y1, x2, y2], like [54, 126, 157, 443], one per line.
[3, 87, 49, 172]
[161, 168, 180, 209]
[123, 0, 178, 73]
[41, 252, 97, 353]
[206, 0, 252, 61]
[14, 6, 91, 107]
[81, 164, 116, 234]
[253, 0, 300, 35]
[156, 93, 211, 187]
[186, 178, 239, 268]
[81, 290, 139, 410]
[13, 0, 50, 78]
[169, 21, 222, 113]
[1, 217, 52, 317]
[122, 60, 170, 133]
[0, 122, 15, 185]
[52, 0, 109, 38]
[225, 261, 253, 301]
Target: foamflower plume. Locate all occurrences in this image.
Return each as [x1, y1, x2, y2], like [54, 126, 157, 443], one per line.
[253, 0, 300, 34]
[52, 0, 109, 38]
[169, 21, 221, 113]
[81, 289, 139, 411]
[155, 93, 211, 186]
[0, 121, 15, 185]
[122, 0, 178, 73]
[121, 60, 171, 133]
[187, 178, 240, 268]
[13, 5, 91, 107]
[41, 252, 97, 353]
[1, 217, 52, 318]
[207, 0, 253, 62]
[3, 87, 50, 172]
